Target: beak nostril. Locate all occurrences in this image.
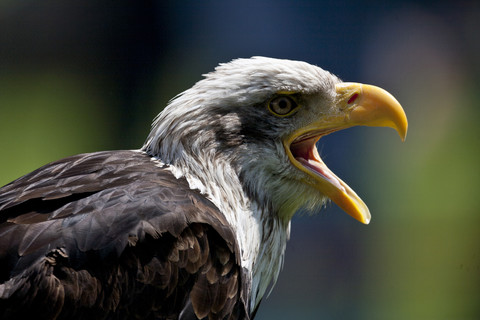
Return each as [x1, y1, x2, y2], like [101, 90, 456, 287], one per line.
[347, 93, 359, 105]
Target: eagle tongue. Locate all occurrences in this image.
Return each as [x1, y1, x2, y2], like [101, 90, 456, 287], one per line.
[296, 157, 346, 193]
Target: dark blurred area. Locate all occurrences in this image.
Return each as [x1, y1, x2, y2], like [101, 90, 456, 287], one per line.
[1, 1, 479, 319]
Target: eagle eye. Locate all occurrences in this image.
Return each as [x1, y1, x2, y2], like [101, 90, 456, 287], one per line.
[268, 95, 298, 117]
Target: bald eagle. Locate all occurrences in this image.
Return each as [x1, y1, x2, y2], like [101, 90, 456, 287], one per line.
[0, 57, 407, 319]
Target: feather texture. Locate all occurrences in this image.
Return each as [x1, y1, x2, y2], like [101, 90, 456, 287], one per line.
[0, 150, 250, 319]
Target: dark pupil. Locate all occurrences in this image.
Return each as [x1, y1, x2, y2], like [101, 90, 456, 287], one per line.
[278, 99, 289, 110]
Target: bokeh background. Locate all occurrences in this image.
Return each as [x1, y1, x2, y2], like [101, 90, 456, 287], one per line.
[1, 1, 479, 319]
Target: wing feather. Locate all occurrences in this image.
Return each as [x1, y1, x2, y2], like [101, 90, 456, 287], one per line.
[0, 150, 251, 319]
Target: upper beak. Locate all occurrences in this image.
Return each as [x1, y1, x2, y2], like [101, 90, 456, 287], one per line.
[336, 82, 408, 141]
[285, 82, 408, 224]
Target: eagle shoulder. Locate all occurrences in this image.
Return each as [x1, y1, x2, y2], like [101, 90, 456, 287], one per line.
[0, 150, 250, 319]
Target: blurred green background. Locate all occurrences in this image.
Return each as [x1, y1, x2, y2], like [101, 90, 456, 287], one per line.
[1, 1, 479, 319]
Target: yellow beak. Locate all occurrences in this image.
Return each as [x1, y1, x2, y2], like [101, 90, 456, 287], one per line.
[285, 83, 408, 224]
[336, 82, 407, 141]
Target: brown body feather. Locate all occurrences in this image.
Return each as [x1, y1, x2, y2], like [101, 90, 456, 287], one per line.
[0, 150, 251, 319]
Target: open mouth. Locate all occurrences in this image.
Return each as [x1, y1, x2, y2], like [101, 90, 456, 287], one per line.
[285, 127, 372, 224]
[289, 131, 346, 193]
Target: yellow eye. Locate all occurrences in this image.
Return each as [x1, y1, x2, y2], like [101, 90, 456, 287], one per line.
[268, 96, 298, 117]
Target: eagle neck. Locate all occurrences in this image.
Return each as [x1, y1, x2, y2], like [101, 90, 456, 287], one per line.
[159, 151, 290, 311]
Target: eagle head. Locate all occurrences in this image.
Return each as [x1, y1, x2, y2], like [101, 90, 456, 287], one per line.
[143, 56, 407, 225]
